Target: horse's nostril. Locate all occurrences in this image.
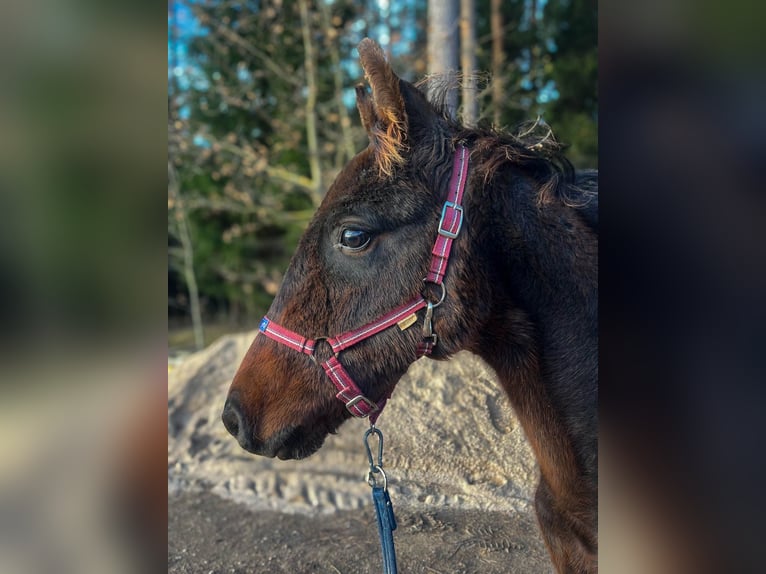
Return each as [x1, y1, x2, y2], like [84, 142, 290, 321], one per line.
[221, 396, 243, 438]
[222, 395, 257, 452]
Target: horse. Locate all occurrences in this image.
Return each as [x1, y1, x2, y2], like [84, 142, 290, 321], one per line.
[222, 38, 597, 573]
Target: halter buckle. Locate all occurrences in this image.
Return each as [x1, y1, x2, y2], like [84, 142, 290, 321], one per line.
[438, 201, 464, 239]
[345, 395, 379, 416]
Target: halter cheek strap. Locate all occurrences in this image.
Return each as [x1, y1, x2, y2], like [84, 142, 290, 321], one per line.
[258, 146, 470, 424]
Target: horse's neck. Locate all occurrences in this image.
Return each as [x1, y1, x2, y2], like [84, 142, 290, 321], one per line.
[467, 168, 598, 494]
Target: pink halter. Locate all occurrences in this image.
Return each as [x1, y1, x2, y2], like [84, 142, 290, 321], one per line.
[258, 146, 469, 424]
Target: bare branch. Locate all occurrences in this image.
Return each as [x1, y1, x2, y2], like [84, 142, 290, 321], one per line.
[214, 24, 302, 88]
[266, 165, 315, 191]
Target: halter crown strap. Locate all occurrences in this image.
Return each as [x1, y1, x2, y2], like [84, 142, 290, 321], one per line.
[427, 145, 469, 284]
[258, 146, 470, 422]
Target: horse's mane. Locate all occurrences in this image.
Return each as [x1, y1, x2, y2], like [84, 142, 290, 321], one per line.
[460, 121, 575, 205]
[415, 78, 594, 211]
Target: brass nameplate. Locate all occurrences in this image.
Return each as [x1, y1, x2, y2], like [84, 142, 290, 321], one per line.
[397, 313, 418, 331]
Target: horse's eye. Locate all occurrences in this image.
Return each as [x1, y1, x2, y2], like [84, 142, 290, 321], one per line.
[340, 228, 371, 251]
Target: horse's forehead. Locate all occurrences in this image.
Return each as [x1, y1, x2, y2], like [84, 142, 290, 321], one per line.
[319, 149, 429, 218]
[322, 149, 376, 204]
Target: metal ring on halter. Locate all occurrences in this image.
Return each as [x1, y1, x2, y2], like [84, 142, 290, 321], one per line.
[308, 336, 332, 364]
[421, 280, 446, 308]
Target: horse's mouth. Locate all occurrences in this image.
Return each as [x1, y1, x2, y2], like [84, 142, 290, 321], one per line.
[275, 428, 325, 460]
[256, 424, 329, 460]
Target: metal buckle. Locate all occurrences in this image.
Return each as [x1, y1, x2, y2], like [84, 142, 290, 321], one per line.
[438, 201, 464, 239]
[346, 395, 379, 416]
[422, 301, 435, 339]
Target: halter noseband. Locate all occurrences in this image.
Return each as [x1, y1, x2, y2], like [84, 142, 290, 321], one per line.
[258, 146, 470, 424]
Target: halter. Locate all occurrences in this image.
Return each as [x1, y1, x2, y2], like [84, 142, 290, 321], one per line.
[258, 146, 469, 425]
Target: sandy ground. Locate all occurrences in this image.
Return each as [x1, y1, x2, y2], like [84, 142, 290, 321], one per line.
[168, 334, 552, 573]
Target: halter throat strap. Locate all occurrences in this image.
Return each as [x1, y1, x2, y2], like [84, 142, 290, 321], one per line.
[258, 145, 470, 424]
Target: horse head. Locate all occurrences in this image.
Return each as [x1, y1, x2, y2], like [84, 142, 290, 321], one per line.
[222, 39, 483, 459]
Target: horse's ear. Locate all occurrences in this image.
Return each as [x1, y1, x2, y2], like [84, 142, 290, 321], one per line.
[355, 84, 376, 134]
[357, 38, 407, 176]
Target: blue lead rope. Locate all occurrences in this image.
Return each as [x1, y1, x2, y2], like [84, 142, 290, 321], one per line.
[364, 426, 398, 574]
[372, 485, 398, 574]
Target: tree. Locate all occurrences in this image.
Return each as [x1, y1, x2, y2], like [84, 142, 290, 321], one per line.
[490, 0, 505, 127]
[542, 0, 598, 167]
[427, 0, 460, 118]
[475, 0, 536, 130]
[168, 159, 205, 350]
[473, 0, 597, 167]
[168, 0, 367, 330]
[460, 0, 479, 126]
[167, 0, 598, 340]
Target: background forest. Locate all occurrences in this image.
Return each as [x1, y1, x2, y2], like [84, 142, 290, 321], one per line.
[168, 0, 597, 352]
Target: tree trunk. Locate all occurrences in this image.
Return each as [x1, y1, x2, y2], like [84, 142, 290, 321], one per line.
[491, 0, 505, 127]
[168, 163, 205, 351]
[460, 0, 478, 126]
[319, 1, 357, 164]
[427, 0, 459, 119]
[298, 0, 323, 206]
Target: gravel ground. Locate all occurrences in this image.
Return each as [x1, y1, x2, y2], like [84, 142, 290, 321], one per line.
[168, 490, 550, 574]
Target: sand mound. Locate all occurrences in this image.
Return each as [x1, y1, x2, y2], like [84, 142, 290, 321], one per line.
[168, 332, 538, 516]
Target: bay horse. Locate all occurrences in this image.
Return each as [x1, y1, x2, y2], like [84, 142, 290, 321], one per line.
[223, 39, 597, 573]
